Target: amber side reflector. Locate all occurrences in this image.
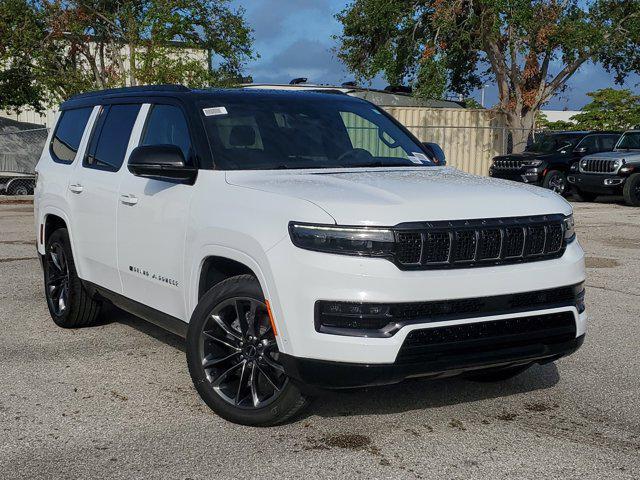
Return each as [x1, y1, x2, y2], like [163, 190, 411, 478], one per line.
[265, 300, 278, 336]
[40, 224, 44, 245]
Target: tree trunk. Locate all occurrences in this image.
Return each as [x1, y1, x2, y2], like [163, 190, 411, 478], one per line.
[507, 110, 536, 153]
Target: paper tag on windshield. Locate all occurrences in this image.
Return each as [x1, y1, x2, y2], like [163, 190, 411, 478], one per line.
[203, 106, 228, 116]
[407, 152, 430, 164]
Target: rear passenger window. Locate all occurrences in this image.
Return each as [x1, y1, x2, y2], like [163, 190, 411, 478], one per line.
[141, 104, 192, 161]
[85, 104, 141, 172]
[50, 107, 93, 163]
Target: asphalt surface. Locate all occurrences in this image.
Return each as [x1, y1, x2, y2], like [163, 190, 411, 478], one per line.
[1, 197, 639, 479]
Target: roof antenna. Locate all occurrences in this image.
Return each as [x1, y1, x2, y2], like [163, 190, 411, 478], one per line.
[289, 77, 308, 85]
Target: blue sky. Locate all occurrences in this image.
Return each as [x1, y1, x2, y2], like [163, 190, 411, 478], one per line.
[231, 0, 639, 110]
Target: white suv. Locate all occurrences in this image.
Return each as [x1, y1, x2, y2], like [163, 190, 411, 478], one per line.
[35, 85, 586, 426]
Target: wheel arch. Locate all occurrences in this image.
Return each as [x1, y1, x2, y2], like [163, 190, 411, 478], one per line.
[189, 246, 289, 352]
[38, 208, 84, 278]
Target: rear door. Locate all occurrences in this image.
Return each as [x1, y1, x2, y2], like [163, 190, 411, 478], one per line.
[67, 103, 142, 292]
[116, 102, 196, 320]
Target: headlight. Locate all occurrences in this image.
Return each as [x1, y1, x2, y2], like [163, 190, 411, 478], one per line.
[288, 223, 395, 256]
[563, 215, 576, 243]
[570, 162, 579, 172]
[613, 158, 624, 171]
[522, 160, 543, 167]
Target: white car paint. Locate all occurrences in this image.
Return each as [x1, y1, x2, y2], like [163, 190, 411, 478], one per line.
[35, 101, 586, 365]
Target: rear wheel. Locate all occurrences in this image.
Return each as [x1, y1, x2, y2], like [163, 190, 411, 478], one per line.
[186, 274, 309, 426]
[542, 170, 567, 196]
[573, 189, 598, 202]
[463, 364, 532, 382]
[623, 173, 640, 207]
[44, 228, 102, 328]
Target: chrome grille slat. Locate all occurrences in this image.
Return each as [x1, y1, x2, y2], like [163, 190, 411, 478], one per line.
[394, 215, 566, 270]
[581, 158, 617, 174]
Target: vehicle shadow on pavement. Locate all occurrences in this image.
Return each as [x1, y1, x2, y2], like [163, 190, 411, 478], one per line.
[102, 305, 186, 352]
[306, 364, 560, 418]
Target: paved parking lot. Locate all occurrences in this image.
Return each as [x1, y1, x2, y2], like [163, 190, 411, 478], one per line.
[1, 198, 639, 480]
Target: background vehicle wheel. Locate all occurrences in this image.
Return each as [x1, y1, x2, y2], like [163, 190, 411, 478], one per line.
[187, 274, 309, 426]
[44, 228, 102, 328]
[543, 170, 567, 196]
[9, 184, 29, 196]
[573, 189, 598, 202]
[463, 364, 532, 382]
[623, 173, 640, 207]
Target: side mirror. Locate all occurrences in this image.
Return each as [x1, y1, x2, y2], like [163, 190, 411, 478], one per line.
[573, 146, 588, 155]
[128, 145, 197, 183]
[422, 142, 446, 166]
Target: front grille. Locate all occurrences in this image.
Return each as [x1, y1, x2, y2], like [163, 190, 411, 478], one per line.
[580, 158, 618, 174]
[315, 283, 584, 337]
[493, 158, 524, 170]
[394, 215, 565, 270]
[396, 311, 576, 364]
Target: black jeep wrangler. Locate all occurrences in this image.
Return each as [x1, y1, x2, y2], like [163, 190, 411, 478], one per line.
[489, 131, 620, 195]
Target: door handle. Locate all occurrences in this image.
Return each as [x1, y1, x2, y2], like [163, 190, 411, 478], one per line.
[69, 184, 84, 194]
[120, 194, 138, 206]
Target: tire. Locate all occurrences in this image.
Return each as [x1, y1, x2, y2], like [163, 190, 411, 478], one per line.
[9, 184, 29, 196]
[463, 364, 532, 382]
[573, 189, 598, 202]
[44, 228, 102, 328]
[623, 173, 640, 207]
[542, 170, 567, 196]
[186, 274, 309, 426]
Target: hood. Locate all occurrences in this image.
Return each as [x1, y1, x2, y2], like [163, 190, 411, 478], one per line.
[494, 151, 560, 161]
[585, 150, 640, 163]
[226, 167, 571, 225]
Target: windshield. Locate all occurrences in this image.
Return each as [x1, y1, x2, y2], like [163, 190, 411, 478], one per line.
[526, 133, 582, 153]
[201, 96, 433, 170]
[615, 131, 640, 150]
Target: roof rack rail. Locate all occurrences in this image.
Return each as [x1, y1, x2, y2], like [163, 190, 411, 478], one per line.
[289, 77, 308, 85]
[68, 84, 190, 101]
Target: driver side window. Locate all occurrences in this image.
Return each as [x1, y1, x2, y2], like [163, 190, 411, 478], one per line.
[339, 111, 408, 159]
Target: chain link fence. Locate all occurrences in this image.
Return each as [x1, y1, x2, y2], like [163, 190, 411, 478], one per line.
[0, 128, 48, 196]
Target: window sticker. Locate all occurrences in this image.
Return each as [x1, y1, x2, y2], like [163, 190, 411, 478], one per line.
[203, 106, 228, 116]
[407, 152, 430, 164]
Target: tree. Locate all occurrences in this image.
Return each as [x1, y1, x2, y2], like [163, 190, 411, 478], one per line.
[0, 0, 255, 112]
[571, 88, 640, 130]
[335, 0, 640, 151]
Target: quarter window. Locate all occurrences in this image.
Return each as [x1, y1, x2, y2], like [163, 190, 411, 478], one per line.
[84, 104, 141, 172]
[141, 104, 192, 161]
[50, 107, 93, 163]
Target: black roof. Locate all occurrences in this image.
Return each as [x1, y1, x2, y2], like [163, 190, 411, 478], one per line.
[61, 84, 356, 110]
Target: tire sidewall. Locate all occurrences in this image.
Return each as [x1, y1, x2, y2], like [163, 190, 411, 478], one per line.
[44, 229, 83, 327]
[186, 275, 305, 426]
[543, 170, 567, 195]
[623, 173, 640, 207]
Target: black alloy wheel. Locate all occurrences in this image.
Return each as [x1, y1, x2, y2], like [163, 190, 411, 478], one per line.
[45, 241, 70, 316]
[199, 296, 287, 409]
[187, 275, 308, 426]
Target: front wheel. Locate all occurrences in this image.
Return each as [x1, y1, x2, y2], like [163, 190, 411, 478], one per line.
[186, 275, 309, 426]
[542, 170, 567, 196]
[623, 173, 640, 207]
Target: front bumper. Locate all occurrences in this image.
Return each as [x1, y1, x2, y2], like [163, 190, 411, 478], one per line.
[489, 168, 542, 184]
[567, 173, 626, 193]
[281, 333, 584, 389]
[266, 239, 586, 365]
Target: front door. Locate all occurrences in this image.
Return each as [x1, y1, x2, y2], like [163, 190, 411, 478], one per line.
[116, 102, 195, 321]
[67, 103, 142, 293]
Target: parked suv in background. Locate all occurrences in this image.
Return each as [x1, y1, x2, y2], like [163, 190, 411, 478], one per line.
[567, 129, 640, 206]
[35, 85, 586, 426]
[489, 131, 620, 195]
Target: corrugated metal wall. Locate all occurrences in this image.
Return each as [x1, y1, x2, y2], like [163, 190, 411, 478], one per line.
[383, 107, 508, 176]
[0, 109, 56, 128]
